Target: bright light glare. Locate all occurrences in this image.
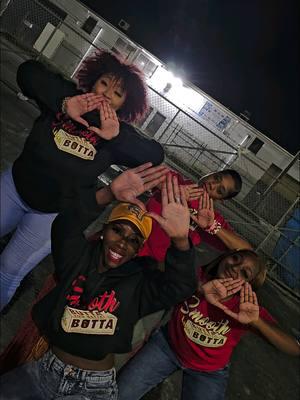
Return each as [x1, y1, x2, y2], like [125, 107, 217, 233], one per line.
[148, 66, 206, 111]
[170, 75, 183, 88]
[147, 67, 177, 92]
[180, 88, 206, 112]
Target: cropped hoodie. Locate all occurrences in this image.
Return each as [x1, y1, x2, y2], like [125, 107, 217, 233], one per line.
[32, 190, 197, 360]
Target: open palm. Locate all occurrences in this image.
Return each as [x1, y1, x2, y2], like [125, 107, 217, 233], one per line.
[65, 93, 104, 127]
[191, 192, 214, 229]
[196, 208, 215, 229]
[110, 163, 168, 209]
[183, 184, 204, 201]
[202, 278, 244, 311]
[223, 283, 259, 324]
[237, 301, 259, 324]
[159, 200, 189, 239]
[89, 102, 120, 140]
[147, 175, 190, 240]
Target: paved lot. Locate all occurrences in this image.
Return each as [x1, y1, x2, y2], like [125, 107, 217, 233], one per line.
[1, 37, 299, 400]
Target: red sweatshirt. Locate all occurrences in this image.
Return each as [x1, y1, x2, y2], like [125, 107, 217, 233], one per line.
[139, 172, 232, 262]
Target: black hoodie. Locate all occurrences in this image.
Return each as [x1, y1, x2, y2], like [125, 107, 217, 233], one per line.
[13, 60, 164, 212]
[32, 191, 197, 360]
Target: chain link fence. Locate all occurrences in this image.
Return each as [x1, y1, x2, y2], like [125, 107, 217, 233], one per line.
[1, 0, 299, 297]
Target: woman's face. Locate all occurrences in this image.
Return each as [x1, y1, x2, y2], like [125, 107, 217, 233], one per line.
[101, 221, 144, 270]
[93, 74, 127, 111]
[198, 173, 235, 200]
[217, 253, 258, 283]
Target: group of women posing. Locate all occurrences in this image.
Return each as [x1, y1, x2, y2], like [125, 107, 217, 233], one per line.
[0, 50, 299, 400]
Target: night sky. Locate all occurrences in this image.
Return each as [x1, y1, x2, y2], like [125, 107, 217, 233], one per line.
[80, 0, 299, 155]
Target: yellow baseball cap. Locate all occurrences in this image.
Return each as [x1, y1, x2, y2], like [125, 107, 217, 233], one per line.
[108, 203, 152, 240]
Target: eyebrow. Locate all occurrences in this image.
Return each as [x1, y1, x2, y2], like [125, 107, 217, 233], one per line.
[113, 223, 143, 239]
[104, 75, 125, 92]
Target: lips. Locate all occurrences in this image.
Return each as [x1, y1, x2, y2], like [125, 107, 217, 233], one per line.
[107, 248, 125, 264]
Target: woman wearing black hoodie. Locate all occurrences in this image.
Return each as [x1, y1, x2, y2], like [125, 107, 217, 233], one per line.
[0, 50, 164, 310]
[0, 173, 197, 400]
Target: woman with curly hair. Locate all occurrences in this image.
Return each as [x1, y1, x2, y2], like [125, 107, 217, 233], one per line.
[0, 50, 165, 310]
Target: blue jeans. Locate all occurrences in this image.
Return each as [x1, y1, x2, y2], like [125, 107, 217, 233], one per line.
[0, 349, 118, 399]
[117, 328, 229, 400]
[0, 168, 57, 310]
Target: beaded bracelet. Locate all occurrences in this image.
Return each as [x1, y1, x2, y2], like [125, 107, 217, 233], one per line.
[61, 97, 71, 114]
[204, 219, 222, 235]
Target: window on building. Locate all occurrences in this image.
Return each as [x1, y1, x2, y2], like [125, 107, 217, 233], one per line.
[145, 112, 166, 137]
[248, 137, 264, 155]
[112, 37, 135, 59]
[135, 53, 157, 77]
[81, 16, 98, 35]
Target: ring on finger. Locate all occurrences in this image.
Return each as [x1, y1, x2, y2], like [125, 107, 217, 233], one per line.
[175, 196, 181, 203]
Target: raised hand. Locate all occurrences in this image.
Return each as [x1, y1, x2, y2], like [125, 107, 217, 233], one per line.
[110, 163, 169, 209]
[190, 191, 215, 229]
[223, 283, 260, 324]
[201, 278, 244, 311]
[147, 174, 190, 242]
[89, 102, 120, 140]
[64, 93, 105, 127]
[183, 183, 204, 201]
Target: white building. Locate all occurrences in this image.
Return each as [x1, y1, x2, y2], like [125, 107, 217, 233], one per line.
[1, 0, 299, 198]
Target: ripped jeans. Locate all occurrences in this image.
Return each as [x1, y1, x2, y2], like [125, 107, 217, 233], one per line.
[0, 349, 118, 400]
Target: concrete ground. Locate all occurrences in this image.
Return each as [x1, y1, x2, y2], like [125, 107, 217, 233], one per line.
[1, 36, 300, 399]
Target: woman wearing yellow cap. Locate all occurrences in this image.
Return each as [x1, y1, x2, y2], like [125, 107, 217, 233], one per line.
[0, 172, 197, 400]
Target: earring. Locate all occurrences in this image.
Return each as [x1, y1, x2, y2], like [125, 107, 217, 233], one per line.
[100, 235, 104, 240]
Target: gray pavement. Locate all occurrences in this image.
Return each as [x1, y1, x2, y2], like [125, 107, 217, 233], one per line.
[1, 37, 300, 400]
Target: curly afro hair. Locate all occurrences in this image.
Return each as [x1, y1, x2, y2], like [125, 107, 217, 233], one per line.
[76, 50, 149, 123]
